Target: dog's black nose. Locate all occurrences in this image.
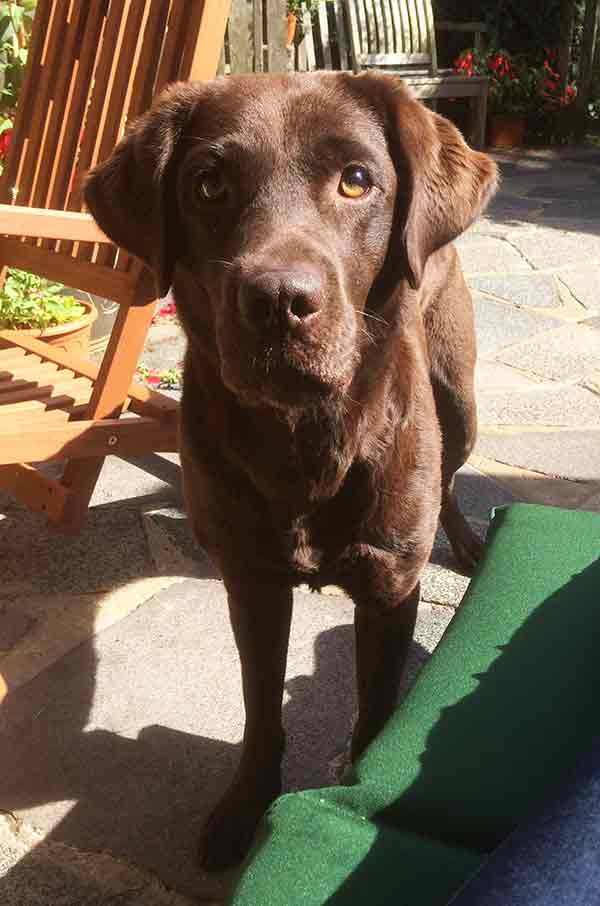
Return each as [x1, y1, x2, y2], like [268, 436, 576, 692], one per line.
[237, 268, 322, 334]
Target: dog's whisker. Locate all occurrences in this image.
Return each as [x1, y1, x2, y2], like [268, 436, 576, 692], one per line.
[357, 309, 389, 326]
[358, 326, 377, 346]
[207, 258, 235, 270]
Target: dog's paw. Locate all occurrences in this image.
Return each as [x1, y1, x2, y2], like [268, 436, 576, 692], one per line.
[198, 783, 279, 872]
[449, 526, 484, 576]
[441, 499, 484, 576]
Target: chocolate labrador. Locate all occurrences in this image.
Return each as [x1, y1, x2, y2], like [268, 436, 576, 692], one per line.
[85, 71, 497, 869]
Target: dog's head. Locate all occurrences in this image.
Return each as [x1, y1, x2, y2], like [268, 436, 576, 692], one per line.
[85, 72, 497, 409]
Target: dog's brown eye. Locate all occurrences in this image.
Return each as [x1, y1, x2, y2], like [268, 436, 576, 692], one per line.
[196, 168, 227, 202]
[339, 165, 371, 199]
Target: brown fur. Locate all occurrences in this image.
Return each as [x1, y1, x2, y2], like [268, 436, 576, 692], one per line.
[85, 71, 498, 870]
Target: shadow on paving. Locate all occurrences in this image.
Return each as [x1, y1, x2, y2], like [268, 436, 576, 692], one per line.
[483, 152, 600, 240]
[0, 467, 580, 903]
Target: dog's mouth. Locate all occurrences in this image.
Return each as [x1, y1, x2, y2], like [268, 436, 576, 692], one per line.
[219, 331, 358, 409]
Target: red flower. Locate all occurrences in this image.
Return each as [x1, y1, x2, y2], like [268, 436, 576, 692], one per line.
[0, 128, 12, 161]
[566, 85, 575, 98]
[146, 373, 161, 385]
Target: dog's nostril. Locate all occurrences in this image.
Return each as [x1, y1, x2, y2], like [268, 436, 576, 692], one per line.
[289, 293, 319, 322]
[238, 290, 275, 331]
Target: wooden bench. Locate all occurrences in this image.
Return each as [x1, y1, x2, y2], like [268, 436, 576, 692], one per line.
[298, 1, 488, 148]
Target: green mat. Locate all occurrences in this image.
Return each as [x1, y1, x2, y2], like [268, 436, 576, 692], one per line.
[232, 504, 600, 906]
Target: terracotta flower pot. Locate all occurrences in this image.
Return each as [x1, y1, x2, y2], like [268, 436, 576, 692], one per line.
[2, 298, 98, 358]
[286, 12, 297, 47]
[488, 114, 527, 149]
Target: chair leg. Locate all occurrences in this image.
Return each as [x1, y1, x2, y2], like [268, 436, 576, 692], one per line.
[473, 88, 488, 149]
[59, 289, 158, 532]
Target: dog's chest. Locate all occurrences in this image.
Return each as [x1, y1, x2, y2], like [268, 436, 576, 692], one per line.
[275, 457, 375, 580]
[284, 518, 322, 575]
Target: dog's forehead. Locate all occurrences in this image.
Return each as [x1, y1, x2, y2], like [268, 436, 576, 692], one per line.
[185, 73, 388, 159]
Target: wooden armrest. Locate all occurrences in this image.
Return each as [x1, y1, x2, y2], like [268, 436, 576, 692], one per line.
[436, 20, 487, 33]
[0, 204, 109, 243]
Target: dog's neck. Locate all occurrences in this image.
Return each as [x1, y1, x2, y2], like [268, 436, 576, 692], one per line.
[182, 308, 422, 511]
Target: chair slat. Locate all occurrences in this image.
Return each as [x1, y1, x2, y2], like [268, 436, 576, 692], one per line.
[95, 0, 149, 267]
[371, 0, 387, 53]
[155, 1, 188, 92]
[0, 346, 28, 364]
[34, 2, 91, 249]
[49, 0, 109, 255]
[423, 0, 437, 72]
[0, 0, 53, 203]
[405, 0, 420, 54]
[380, 0, 394, 54]
[362, 51, 430, 65]
[11, 0, 71, 211]
[72, 0, 128, 263]
[355, 0, 369, 58]
[395, 0, 411, 53]
[0, 362, 60, 388]
[301, 3, 317, 70]
[0, 404, 85, 426]
[414, 0, 429, 54]
[0, 375, 92, 407]
[180, 0, 225, 81]
[387, 0, 401, 53]
[333, 0, 350, 69]
[125, 0, 170, 122]
[318, 3, 333, 68]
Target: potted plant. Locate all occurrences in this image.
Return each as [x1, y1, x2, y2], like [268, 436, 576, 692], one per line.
[454, 48, 542, 148]
[0, 268, 98, 357]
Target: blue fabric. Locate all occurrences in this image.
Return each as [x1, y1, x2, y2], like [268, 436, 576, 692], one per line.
[449, 735, 600, 905]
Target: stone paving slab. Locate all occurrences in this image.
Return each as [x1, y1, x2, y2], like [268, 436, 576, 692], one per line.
[0, 579, 182, 698]
[476, 428, 600, 482]
[469, 273, 561, 309]
[469, 455, 600, 512]
[0, 578, 453, 902]
[508, 228, 600, 270]
[477, 383, 600, 428]
[0, 505, 154, 598]
[89, 453, 182, 509]
[455, 234, 533, 275]
[524, 184, 600, 200]
[0, 816, 195, 906]
[473, 296, 562, 358]
[485, 195, 544, 222]
[498, 321, 600, 382]
[557, 267, 600, 311]
[475, 361, 541, 389]
[141, 321, 187, 373]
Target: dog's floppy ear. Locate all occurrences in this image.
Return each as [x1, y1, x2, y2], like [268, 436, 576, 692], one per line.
[362, 73, 498, 290]
[84, 82, 200, 298]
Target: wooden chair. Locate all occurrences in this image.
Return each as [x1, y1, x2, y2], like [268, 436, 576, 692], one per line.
[0, 0, 231, 532]
[298, 1, 488, 148]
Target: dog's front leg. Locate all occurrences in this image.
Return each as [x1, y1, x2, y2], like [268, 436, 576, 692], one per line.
[199, 575, 293, 871]
[351, 584, 419, 762]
